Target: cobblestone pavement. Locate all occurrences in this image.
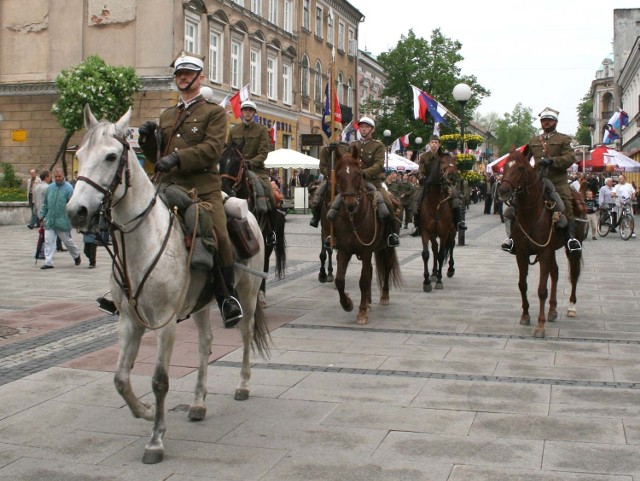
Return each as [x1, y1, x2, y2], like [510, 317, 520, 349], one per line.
[0, 203, 639, 480]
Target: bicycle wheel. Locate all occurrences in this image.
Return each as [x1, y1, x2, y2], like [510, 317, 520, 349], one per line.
[597, 213, 611, 237]
[619, 214, 635, 240]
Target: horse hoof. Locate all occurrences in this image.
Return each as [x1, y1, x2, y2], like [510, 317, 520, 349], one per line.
[567, 308, 577, 318]
[234, 388, 250, 401]
[548, 311, 558, 322]
[142, 447, 164, 464]
[379, 297, 389, 306]
[520, 317, 530, 326]
[318, 272, 327, 283]
[341, 296, 353, 312]
[188, 405, 207, 421]
[423, 283, 432, 293]
[326, 275, 334, 282]
[447, 268, 455, 278]
[435, 282, 443, 290]
[356, 314, 368, 325]
[534, 328, 545, 338]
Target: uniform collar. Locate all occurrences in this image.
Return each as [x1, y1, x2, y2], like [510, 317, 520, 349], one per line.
[177, 94, 203, 110]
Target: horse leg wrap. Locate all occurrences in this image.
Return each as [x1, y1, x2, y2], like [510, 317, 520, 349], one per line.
[376, 191, 390, 220]
[327, 194, 343, 221]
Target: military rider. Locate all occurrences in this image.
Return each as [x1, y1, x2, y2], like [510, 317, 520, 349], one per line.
[501, 107, 581, 253]
[137, 52, 243, 328]
[227, 100, 278, 246]
[411, 135, 467, 236]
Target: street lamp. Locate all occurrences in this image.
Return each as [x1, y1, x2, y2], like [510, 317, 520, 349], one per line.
[576, 145, 589, 173]
[383, 129, 392, 171]
[415, 136, 422, 152]
[452, 83, 472, 246]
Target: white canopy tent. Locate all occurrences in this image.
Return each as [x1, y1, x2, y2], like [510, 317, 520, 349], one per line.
[264, 149, 319, 169]
[386, 153, 419, 172]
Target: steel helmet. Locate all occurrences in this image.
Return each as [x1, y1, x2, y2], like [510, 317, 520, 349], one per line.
[358, 116, 376, 128]
[241, 100, 257, 111]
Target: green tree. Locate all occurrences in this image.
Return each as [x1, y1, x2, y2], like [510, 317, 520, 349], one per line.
[51, 55, 140, 175]
[575, 91, 593, 147]
[493, 103, 538, 155]
[371, 29, 490, 144]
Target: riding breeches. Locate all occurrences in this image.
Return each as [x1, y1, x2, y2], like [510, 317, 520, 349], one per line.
[379, 188, 396, 219]
[202, 189, 234, 269]
[554, 181, 574, 220]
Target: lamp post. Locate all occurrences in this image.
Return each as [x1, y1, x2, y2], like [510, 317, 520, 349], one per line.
[415, 136, 422, 153]
[383, 129, 392, 171]
[453, 83, 472, 246]
[577, 145, 589, 173]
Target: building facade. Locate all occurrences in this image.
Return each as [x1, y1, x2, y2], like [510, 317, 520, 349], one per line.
[0, 0, 363, 176]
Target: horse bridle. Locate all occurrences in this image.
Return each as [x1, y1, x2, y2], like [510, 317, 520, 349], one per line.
[219, 146, 249, 197]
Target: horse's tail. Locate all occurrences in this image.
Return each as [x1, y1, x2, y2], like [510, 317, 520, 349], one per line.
[251, 300, 271, 360]
[374, 247, 404, 290]
[274, 212, 287, 279]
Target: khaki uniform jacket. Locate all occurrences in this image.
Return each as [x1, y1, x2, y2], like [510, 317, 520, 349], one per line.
[418, 150, 442, 182]
[398, 180, 415, 205]
[156, 98, 227, 200]
[319, 143, 350, 177]
[227, 121, 270, 179]
[352, 138, 386, 188]
[527, 131, 576, 186]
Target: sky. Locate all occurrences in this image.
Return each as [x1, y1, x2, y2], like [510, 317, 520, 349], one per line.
[349, 0, 638, 136]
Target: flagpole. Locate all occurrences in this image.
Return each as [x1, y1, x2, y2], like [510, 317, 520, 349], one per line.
[329, 48, 336, 249]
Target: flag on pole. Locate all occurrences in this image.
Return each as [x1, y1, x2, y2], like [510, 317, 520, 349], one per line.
[219, 93, 231, 108]
[322, 83, 342, 139]
[400, 133, 411, 149]
[227, 84, 250, 118]
[390, 137, 401, 154]
[269, 122, 277, 144]
[603, 109, 629, 144]
[411, 84, 458, 124]
[341, 120, 360, 142]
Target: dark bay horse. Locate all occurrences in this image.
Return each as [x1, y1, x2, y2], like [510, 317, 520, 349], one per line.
[331, 146, 402, 324]
[498, 146, 583, 338]
[219, 144, 286, 303]
[318, 182, 334, 283]
[419, 155, 457, 292]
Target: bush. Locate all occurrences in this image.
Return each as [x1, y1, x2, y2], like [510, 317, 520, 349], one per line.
[0, 187, 25, 201]
[0, 163, 22, 189]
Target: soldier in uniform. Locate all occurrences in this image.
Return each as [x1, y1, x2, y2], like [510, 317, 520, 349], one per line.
[352, 116, 400, 247]
[137, 52, 242, 328]
[397, 172, 416, 229]
[411, 135, 467, 236]
[501, 107, 581, 253]
[227, 100, 278, 246]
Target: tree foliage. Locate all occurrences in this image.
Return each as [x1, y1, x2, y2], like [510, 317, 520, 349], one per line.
[493, 103, 538, 155]
[368, 29, 490, 146]
[575, 91, 593, 147]
[52, 55, 140, 134]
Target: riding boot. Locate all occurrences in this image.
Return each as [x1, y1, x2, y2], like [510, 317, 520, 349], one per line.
[411, 213, 421, 237]
[500, 221, 515, 254]
[309, 202, 322, 228]
[387, 217, 400, 247]
[452, 207, 467, 231]
[266, 209, 278, 246]
[214, 265, 243, 328]
[566, 219, 582, 253]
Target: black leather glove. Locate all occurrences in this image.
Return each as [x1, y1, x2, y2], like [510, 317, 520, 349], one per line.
[539, 158, 554, 168]
[138, 121, 157, 145]
[155, 152, 180, 172]
[419, 177, 427, 186]
[327, 143, 338, 153]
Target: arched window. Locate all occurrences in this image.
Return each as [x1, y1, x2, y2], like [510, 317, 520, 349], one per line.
[314, 60, 323, 103]
[347, 77, 353, 108]
[301, 55, 310, 97]
[336, 73, 344, 104]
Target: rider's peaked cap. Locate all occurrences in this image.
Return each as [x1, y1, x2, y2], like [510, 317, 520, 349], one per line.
[172, 52, 204, 73]
[539, 107, 559, 121]
[429, 135, 440, 141]
[241, 100, 258, 111]
[358, 116, 376, 128]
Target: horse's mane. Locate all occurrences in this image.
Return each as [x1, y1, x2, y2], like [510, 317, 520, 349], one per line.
[81, 120, 118, 149]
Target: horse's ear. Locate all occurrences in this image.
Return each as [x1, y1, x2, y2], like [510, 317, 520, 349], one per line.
[350, 144, 359, 160]
[114, 108, 132, 133]
[522, 144, 532, 159]
[509, 145, 516, 154]
[83, 104, 99, 129]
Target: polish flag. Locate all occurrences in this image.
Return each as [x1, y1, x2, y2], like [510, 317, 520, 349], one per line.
[226, 84, 250, 118]
[400, 133, 411, 149]
[269, 122, 277, 144]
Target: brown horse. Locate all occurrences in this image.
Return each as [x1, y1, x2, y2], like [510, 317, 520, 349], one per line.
[331, 145, 402, 324]
[419, 155, 457, 292]
[318, 186, 335, 283]
[498, 146, 583, 338]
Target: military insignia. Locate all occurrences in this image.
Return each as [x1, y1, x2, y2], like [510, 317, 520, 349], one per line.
[191, 126, 198, 133]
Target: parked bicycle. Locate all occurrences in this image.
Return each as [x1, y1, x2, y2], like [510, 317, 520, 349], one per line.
[597, 200, 635, 240]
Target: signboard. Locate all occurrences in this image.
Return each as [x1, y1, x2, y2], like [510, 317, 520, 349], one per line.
[11, 130, 27, 142]
[125, 127, 140, 149]
[301, 134, 324, 147]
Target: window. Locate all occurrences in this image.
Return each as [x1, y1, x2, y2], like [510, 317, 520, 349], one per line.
[314, 61, 323, 103]
[250, 47, 262, 95]
[231, 39, 243, 89]
[301, 55, 310, 98]
[348, 28, 356, 56]
[338, 22, 345, 51]
[184, 13, 200, 54]
[302, 0, 310, 30]
[268, 0, 278, 25]
[326, 11, 334, 45]
[315, 6, 323, 38]
[347, 78, 353, 108]
[336, 73, 344, 104]
[251, 0, 261, 15]
[208, 28, 223, 83]
[283, 0, 294, 33]
[267, 55, 278, 100]
[283, 62, 292, 105]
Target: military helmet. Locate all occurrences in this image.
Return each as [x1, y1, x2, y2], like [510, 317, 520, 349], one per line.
[241, 100, 257, 111]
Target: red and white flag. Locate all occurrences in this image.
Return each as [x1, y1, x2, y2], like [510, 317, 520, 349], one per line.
[400, 133, 411, 149]
[269, 122, 277, 144]
[223, 84, 250, 118]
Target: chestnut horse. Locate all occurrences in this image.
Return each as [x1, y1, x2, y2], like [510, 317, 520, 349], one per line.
[498, 146, 583, 338]
[419, 155, 457, 292]
[330, 146, 402, 324]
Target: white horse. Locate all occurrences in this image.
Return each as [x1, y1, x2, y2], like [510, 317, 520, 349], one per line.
[67, 105, 269, 464]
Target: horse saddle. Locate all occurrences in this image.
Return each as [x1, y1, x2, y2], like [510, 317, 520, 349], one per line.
[246, 171, 270, 214]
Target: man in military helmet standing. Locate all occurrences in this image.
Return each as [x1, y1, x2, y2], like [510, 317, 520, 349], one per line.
[227, 100, 278, 246]
[352, 116, 400, 247]
[137, 52, 243, 328]
[501, 107, 581, 253]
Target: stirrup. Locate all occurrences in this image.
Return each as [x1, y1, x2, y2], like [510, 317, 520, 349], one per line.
[221, 296, 243, 328]
[309, 217, 319, 228]
[567, 238, 582, 253]
[96, 296, 118, 316]
[387, 233, 400, 247]
[501, 238, 514, 253]
[266, 231, 277, 247]
[457, 221, 468, 231]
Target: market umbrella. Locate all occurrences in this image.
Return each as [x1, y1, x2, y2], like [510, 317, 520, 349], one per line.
[34, 225, 45, 265]
[576, 146, 640, 172]
[264, 149, 320, 169]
